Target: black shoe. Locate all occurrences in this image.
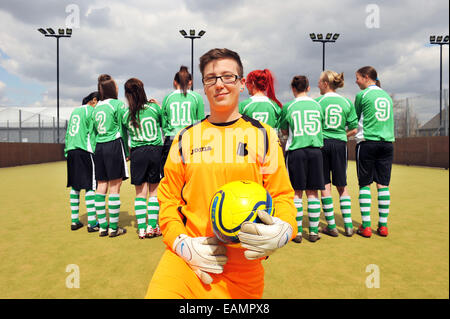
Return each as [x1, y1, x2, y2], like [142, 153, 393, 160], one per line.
[344, 227, 354, 237]
[71, 221, 83, 231]
[308, 232, 321, 243]
[292, 233, 303, 243]
[99, 226, 109, 237]
[109, 227, 127, 237]
[321, 226, 339, 237]
[87, 222, 100, 233]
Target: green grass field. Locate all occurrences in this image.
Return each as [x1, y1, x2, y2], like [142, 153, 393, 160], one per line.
[0, 160, 448, 299]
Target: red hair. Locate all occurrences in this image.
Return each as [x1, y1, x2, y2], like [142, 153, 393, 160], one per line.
[246, 69, 282, 108]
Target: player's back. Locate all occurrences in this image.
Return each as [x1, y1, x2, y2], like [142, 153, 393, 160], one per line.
[239, 96, 281, 128]
[280, 96, 324, 150]
[65, 104, 95, 155]
[354, 86, 394, 143]
[92, 98, 124, 143]
[162, 90, 205, 137]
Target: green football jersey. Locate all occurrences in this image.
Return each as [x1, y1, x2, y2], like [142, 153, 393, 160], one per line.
[315, 92, 358, 142]
[91, 98, 129, 156]
[239, 96, 281, 129]
[279, 96, 324, 150]
[354, 85, 395, 143]
[64, 104, 96, 157]
[122, 102, 164, 148]
[162, 90, 205, 137]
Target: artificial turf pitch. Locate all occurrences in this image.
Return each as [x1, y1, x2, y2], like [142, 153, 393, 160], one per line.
[0, 160, 448, 299]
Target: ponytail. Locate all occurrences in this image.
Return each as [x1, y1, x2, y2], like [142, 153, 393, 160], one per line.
[174, 66, 192, 97]
[98, 74, 118, 100]
[124, 78, 148, 128]
[246, 69, 282, 108]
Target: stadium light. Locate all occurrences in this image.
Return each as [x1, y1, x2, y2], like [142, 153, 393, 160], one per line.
[37, 27, 73, 143]
[429, 34, 449, 133]
[309, 32, 340, 71]
[179, 29, 206, 90]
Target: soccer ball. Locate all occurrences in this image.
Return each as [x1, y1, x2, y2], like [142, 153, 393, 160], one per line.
[209, 180, 274, 245]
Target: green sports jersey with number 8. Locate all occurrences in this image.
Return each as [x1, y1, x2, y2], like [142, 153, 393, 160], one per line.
[279, 96, 324, 150]
[354, 85, 395, 143]
[315, 92, 358, 142]
[122, 102, 164, 148]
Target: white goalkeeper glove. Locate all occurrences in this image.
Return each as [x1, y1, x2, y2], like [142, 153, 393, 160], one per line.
[172, 234, 228, 285]
[238, 210, 293, 260]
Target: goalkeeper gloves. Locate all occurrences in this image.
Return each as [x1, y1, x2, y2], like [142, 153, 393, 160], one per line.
[172, 234, 228, 285]
[238, 210, 293, 260]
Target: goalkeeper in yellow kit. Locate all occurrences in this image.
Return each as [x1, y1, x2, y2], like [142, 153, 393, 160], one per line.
[145, 48, 297, 299]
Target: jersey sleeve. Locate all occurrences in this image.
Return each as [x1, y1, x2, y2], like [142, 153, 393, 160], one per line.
[157, 132, 189, 248]
[261, 126, 297, 239]
[161, 95, 169, 137]
[195, 92, 205, 120]
[278, 104, 288, 131]
[346, 98, 358, 130]
[354, 91, 363, 120]
[116, 101, 130, 157]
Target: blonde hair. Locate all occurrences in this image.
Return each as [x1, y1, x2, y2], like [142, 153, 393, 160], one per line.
[320, 70, 344, 90]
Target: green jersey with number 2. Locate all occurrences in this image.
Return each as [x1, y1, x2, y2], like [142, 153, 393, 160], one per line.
[239, 96, 281, 129]
[315, 92, 358, 142]
[354, 85, 395, 143]
[279, 96, 324, 151]
[162, 90, 205, 137]
[122, 102, 164, 148]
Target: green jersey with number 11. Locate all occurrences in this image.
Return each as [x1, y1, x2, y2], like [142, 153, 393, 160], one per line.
[122, 102, 164, 148]
[315, 92, 358, 142]
[279, 96, 324, 151]
[239, 96, 281, 129]
[64, 104, 96, 157]
[354, 85, 395, 143]
[162, 90, 205, 137]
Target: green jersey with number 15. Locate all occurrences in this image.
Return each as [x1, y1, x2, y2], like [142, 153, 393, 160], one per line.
[64, 104, 96, 157]
[279, 96, 324, 151]
[354, 85, 395, 143]
[162, 90, 205, 137]
[239, 96, 281, 129]
[122, 102, 164, 148]
[315, 92, 358, 142]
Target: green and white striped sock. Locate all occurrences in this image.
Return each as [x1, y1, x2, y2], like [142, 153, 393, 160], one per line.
[340, 196, 353, 229]
[294, 198, 303, 233]
[359, 187, 372, 228]
[377, 187, 390, 227]
[321, 196, 336, 229]
[85, 190, 96, 226]
[307, 197, 321, 234]
[135, 197, 147, 230]
[108, 194, 121, 230]
[95, 194, 108, 229]
[70, 188, 80, 223]
[147, 197, 159, 228]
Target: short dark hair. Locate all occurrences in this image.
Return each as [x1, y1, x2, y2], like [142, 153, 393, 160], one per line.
[82, 91, 100, 105]
[98, 74, 118, 100]
[357, 66, 380, 87]
[291, 75, 309, 93]
[199, 48, 244, 78]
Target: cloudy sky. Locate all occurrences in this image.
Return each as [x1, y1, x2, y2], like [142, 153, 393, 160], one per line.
[0, 0, 448, 117]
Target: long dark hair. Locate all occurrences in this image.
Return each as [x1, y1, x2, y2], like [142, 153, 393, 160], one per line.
[124, 78, 148, 128]
[98, 74, 118, 100]
[174, 66, 192, 97]
[357, 66, 380, 87]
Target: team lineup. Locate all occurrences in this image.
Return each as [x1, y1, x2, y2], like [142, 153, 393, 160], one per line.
[64, 48, 394, 298]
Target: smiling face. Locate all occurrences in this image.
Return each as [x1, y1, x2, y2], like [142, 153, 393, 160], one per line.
[203, 58, 245, 121]
[355, 72, 369, 90]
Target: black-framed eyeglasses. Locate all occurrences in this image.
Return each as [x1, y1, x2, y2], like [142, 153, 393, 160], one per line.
[202, 74, 241, 86]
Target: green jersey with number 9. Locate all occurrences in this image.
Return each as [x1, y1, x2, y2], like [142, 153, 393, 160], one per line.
[279, 96, 324, 150]
[64, 104, 96, 157]
[122, 102, 164, 148]
[315, 92, 358, 142]
[354, 85, 395, 143]
[239, 96, 281, 129]
[92, 98, 129, 156]
[161, 89, 205, 137]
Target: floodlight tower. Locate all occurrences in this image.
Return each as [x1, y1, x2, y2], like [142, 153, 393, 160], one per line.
[179, 29, 206, 90]
[429, 35, 449, 132]
[37, 27, 72, 143]
[309, 33, 340, 71]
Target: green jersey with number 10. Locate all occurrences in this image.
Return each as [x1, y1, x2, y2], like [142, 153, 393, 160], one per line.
[279, 96, 324, 151]
[162, 90, 205, 137]
[122, 102, 164, 148]
[239, 96, 281, 129]
[64, 104, 96, 157]
[354, 85, 395, 143]
[315, 92, 358, 142]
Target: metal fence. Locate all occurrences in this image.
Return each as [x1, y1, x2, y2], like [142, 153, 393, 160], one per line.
[0, 89, 448, 143]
